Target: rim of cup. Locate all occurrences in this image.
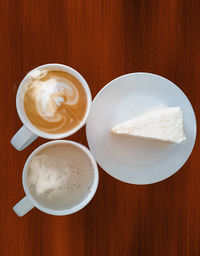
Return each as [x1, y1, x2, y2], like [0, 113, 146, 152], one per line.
[22, 140, 99, 216]
[16, 63, 92, 139]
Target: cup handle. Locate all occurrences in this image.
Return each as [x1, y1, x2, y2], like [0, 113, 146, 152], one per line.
[13, 196, 34, 217]
[11, 125, 38, 151]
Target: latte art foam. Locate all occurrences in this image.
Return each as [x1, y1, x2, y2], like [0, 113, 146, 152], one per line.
[32, 77, 79, 121]
[24, 69, 87, 134]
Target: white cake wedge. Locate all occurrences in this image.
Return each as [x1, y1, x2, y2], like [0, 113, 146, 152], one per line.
[111, 106, 186, 143]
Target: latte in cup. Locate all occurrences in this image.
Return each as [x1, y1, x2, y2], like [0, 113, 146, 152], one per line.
[23, 69, 87, 134]
[26, 142, 94, 210]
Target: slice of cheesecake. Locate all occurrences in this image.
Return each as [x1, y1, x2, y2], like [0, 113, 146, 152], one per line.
[111, 106, 186, 143]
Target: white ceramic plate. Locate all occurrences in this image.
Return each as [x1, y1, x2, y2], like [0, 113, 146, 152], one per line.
[86, 73, 196, 184]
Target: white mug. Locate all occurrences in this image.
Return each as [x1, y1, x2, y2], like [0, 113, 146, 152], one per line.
[13, 140, 99, 216]
[11, 64, 92, 150]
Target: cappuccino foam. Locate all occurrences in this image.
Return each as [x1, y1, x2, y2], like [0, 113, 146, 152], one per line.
[27, 143, 94, 210]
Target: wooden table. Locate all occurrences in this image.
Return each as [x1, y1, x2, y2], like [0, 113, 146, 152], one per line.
[0, 1, 199, 255]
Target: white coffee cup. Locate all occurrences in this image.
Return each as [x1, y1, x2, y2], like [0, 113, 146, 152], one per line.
[11, 64, 92, 150]
[13, 140, 99, 216]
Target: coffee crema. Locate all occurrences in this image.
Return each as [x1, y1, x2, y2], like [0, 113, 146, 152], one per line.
[23, 69, 87, 134]
[27, 143, 94, 210]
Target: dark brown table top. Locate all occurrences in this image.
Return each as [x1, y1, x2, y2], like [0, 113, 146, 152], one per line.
[0, 0, 199, 255]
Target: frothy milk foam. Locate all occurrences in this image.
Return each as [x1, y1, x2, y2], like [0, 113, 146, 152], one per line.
[27, 143, 94, 210]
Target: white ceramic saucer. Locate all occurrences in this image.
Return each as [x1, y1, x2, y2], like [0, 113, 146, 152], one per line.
[86, 73, 196, 184]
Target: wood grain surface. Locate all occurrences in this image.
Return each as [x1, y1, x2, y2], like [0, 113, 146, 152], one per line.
[0, 0, 199, 255]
